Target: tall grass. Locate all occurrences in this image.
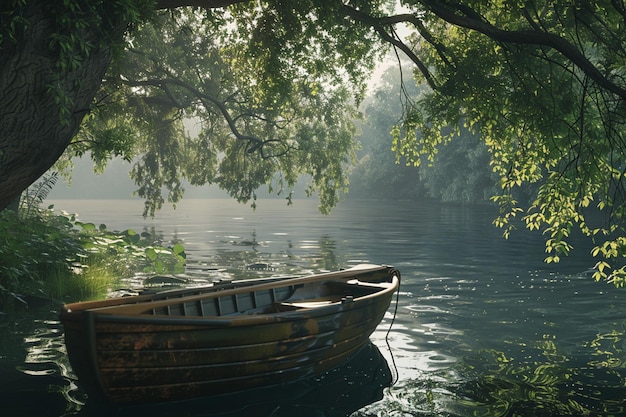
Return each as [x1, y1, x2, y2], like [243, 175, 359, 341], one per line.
[40, 263, 116, 302]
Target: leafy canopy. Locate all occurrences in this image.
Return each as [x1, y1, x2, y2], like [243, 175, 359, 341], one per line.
[45, 0, 626, 284]
[362, 0, 626, 285]
[69, 2, 387, 216]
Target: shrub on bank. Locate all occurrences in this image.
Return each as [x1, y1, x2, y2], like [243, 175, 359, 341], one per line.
[0, 205, 185, 307]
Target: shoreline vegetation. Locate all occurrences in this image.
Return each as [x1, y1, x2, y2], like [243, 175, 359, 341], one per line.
[0, 202, 186, 313]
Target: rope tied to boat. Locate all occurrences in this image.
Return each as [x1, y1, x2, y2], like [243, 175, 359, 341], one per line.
[385, 267, 401, 385]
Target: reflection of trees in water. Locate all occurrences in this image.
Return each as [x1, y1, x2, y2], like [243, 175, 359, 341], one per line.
[315, 235, 342, 271]
[359, 330, 626, 417]
[188, 231, 346, 281]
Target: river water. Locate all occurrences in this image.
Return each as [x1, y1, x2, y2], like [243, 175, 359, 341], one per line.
[3, 198, 626, 416]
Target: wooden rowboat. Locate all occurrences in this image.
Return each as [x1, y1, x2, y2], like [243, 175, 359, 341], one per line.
[59, 264, 400, 405]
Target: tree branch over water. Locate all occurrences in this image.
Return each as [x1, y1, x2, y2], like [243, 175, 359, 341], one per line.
[122, 77, 264, 149]
[418, 0, 626, 100]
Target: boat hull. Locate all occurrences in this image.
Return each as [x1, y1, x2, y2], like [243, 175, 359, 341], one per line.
[60, 265, 399, 405]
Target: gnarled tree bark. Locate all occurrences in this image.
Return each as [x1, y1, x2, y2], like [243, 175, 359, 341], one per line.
[0, 1, 120, 210]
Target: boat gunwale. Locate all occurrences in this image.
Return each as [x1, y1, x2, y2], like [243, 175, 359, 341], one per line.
[62, 264, 397, 317]
[72, 276, 398, 327]
[60, 275, 290, 312]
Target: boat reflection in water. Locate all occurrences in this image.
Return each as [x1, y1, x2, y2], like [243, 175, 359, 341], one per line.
[78, 341, 392, 417]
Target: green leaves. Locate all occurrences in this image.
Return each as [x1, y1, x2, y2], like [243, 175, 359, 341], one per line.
[144, 243, 186, 274]
[385, 0, 626, 284]
[72, 5, 379, 216]
[0, 200, 186, 301]
[75, 221, 96, 233]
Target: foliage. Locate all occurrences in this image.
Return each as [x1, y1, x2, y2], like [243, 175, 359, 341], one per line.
[420, 127, 500, 203]
[0, 185, 186, 304]
[7, 0, 626, 283]
[1, 0, 156, 126]
[0, 0, 154, 50]
[355, 1, 626, 285]
[351, 65, 499, 202]
[0, 0, 28, 47]
[68, 3, 387, 216]
[19, 172, 59, 218]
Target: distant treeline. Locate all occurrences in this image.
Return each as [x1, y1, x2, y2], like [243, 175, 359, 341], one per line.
[348, 67, 537, 205]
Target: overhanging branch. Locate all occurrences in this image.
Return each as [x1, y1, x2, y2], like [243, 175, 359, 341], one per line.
[419, 0, 626, 100]
[123, 77, 263, 147]
[341, 5, 439, 90]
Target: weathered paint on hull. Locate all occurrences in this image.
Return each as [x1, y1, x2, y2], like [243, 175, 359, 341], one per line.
[60, 265, 399, 405]
[65, 295, 392, 404]
[102, 342, 392, 416]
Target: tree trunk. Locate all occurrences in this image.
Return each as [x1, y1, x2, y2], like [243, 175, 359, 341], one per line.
[0, 1, 124, 211]
[4, 195, 20, 214]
